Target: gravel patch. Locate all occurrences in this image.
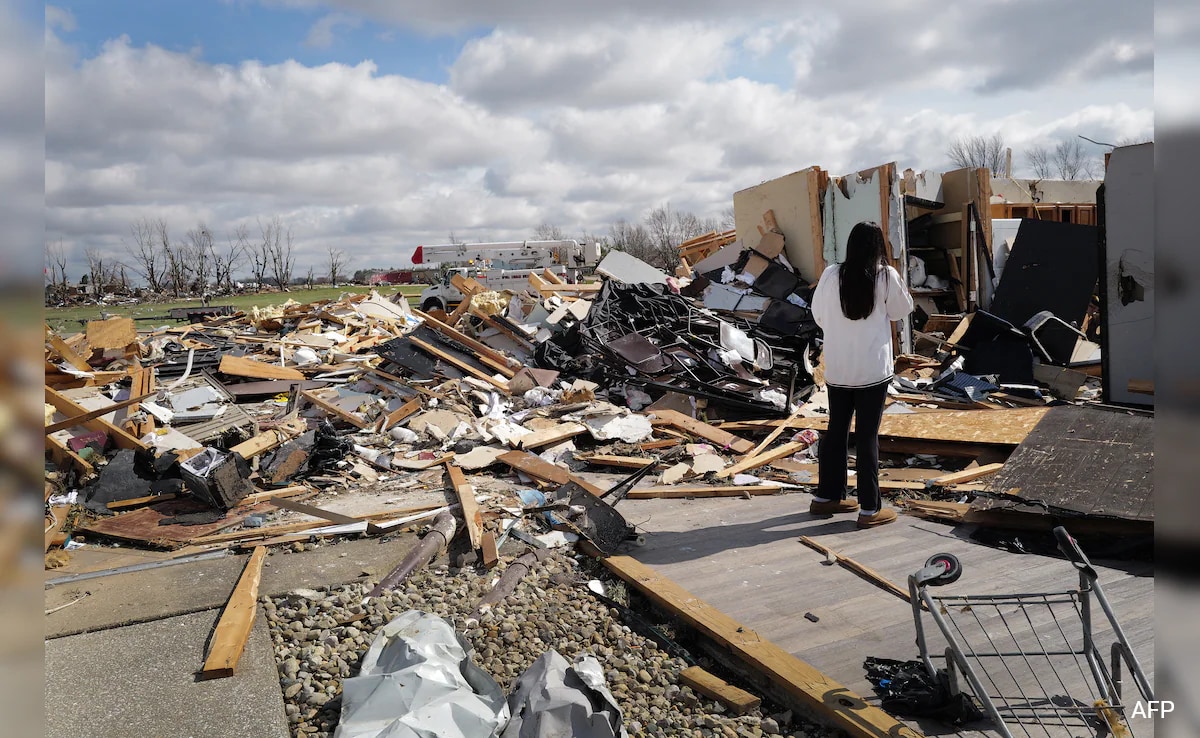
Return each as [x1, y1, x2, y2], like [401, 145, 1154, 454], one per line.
[264, 552, 833, 738]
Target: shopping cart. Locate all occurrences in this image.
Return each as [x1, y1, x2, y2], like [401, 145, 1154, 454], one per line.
[907, 526, 1153, 738]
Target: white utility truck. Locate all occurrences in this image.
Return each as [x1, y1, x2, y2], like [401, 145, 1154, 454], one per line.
[413, 239, 601, 312]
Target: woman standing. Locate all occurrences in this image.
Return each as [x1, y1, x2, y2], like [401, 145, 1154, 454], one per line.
[809, 221, 913, 528]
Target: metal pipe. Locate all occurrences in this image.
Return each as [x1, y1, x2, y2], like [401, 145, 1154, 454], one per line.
[364, 511, 456, 600]
[468, 548, 553, 620]
[45, 550, 230, 588]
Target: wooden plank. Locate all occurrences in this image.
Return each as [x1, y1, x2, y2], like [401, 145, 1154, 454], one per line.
[798, 537, 916, 607]
[742, 406, 804, 459]
[716, 441, 806, 479]
[128, 367, 155, 437]
[218, 354, 305, 381]
[378, 397, 422, 432]
[236, 486, 311, 507]
[541, 268, 566, 285]
[480, 532, 499, 569]
[679, 665, 762, 714]
[511, 422, 588, 450]
[582, 454, 655, 469]
[45, 386, 147, 451]
[651, 409, 755, 454]
[301, 389, 371, 429]
[445, 294, 473, 327]
[229, 418, 307, 459]
[45, 433, 94, 477]
[45, 392, 153, 435]
[106, 493, 178, 511]
[270, 496, 360, 525]
[449, 272, 488, 297]
[447, 463, 483, 550]
[85, 317, 137, 350]
[200, 546, 267, 680]
[602, 555, 923, 738]
[409, 336, 511, 392]
[497, 450, 606, 497]
[929, 462, 1003, 486]
[413, 308, 518, 378]
[626, 485, 784, 500]
[46, 330, 94, 372]
[528, 273, 602, 293]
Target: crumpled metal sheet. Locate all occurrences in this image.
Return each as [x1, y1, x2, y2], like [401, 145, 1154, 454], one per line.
[335, 610, 509, 738]
[501, 650, 628, 738]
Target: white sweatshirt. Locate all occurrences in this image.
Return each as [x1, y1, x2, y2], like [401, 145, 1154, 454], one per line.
[811, 263, 913, 388]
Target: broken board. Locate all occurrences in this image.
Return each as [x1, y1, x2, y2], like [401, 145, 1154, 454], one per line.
[80, 498, 275, 548]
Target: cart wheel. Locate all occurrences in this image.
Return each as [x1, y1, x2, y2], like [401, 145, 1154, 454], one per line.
[924, 553, 962, 585]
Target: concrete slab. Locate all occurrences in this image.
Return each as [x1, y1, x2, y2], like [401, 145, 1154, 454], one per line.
[46, 531, 419, 639]
[45, 608, 289, 738]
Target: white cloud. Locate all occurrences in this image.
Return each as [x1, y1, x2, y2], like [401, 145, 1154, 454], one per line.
[45, 5, 1153, 280]
[304, 12, 362, 48]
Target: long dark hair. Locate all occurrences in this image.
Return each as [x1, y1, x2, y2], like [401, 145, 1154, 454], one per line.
[838, 221, 887, 320]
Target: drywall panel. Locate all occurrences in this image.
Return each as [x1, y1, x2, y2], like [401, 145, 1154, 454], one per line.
[989, 218, 1023, 285]
[732, 167, 824, 283]
[1101, 142, 1154, 407]
[822, 169, 885, 266]
[991, 178, 1100, 204]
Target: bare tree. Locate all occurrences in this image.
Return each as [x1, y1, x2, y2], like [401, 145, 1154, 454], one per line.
[259, 216, 296, 290]
[721, 206, 736, 231]
[533, 223, 565, 240]
[124, 217, 166, 293]
[158, 224, 193, 299]
[608, 219, 657, 266]
[327, 247, 347, 286]
[84, 248, 106, 296]
[45, 240, 70, 300]
[946, 133, 1007, 172]
[1025, 145, 1053, 178]
[185, 224, 214, 294]
[305, 265, 315, 290]
[213, 225, 248, 294]
[448, 231, 464, 245]
[1053, 140, 1098, 180]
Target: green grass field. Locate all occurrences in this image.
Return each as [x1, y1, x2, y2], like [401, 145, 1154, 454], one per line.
[45, 284, 427, 333]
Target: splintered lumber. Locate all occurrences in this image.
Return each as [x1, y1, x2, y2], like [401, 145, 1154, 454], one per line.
[409, 336, 511, 392]
[86, 317, 138, 350]
[46, 433, 94, 477]
[447, 463, 483, 550]
[929, 463, 1003, 486]
[45, 386, 146, 451]
[511, 422, 588, 450]
[237, 486, 311, 507]
[128, 367, 155, 437]
[46, 331, 93, 372]
[450, 272, 488, 297]
[651, 409, 755, 454]
[44, 392, 153, 435]
[200, 546, 267, 680]
[583, 454, 655, 469]
[798, 536, 916, 607]
[497, 450, 605, 497]
[602, 555, 923, 738]
[301, 389, 371, 429]
[528, 273, 602, 294]
[229, 418, 306, 459]
[743, 406, 804, 459]
[446, 294, 473, 327]
[480, 531, 499, 569]
[900, 499, 971, 523]
[378, 397, 422, 432]
[270, 496, 360, 525]
[625, 485, 784, 499]
[413, 308, 518, 378]
[679, 666, 761, 714]
[218, 354, 305, 381]
[716, 441, 806, 479]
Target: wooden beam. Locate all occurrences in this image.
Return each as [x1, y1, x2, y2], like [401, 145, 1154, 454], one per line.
[409, 336, 511, 392]
[541, 268, 566, 285]
[742, 406, 803, 460]
[582, 454, 655, 469]
[447, 463, 483, 550]
[46, 331, 93, 372]
[497, 449, 605, 497]
[229, 419, 306, 459]
[798, 536, 917, 607]
[650, 409, 755, 454]
[716, 441, 806, 479]
[929, 462, 1004, 486]
[511, 422, 588, 450]
[45, 392, 153, 435]
[200, 546, 267, 680]
[44, 386, 146, 451]
[413, 308, 518, 378]
[236, 486, 311, 507]
[270, 496, 360, 525]
[378, 397, 422, 432]
[602, 555, 923, 738]
[625, 485, 784, 500]
[218, 354, 305, 381]
[679, 666, 761, 715]
[128, 367, 155, 437]
[301, 389, 371, 429]
[480, 532, 499, 569]
[46, 433, 94, 478]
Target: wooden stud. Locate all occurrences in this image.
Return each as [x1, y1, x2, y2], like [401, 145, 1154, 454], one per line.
[716, 441, 807, 479]
[300, 389, 371, 429]
[46, 433, 94, 478]
[45, 386, 147, 451]
[929, 462, 1004, 486]
[218, 355, 305, 381]
[270, 496, 360, 525]
[377, 397, 422, 432]
[445, 294, 473, 327]
[412, 308, 517, 378]
[408, 336, 511, 392]
[46, 330, 93, 372]
[480, 531, 499, 569]
[625, 485, 784, 500]
[541, 268, 566, 285]
[447, 463, 483, 550]
[497, 450, 605, 497]
[45, 392, 153, 435]
[650, 409, 755, 454]
[601, 555, 923, 738]
[200, 546, 267, 680]
[106, 493, 178, 511]
[679, 666, 761, 714]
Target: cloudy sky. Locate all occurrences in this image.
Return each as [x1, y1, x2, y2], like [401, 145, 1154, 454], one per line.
[44, 0, 1153, 282]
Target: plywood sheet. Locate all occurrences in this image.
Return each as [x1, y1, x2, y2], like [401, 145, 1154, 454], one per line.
[81, 499, 273, 547]
[729, 407, 1048, 446]
[86, 317, 137, 350]
[733, 167, 825, 283]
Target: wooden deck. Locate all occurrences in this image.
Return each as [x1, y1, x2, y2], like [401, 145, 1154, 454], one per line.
[620, 491, 1154, 738]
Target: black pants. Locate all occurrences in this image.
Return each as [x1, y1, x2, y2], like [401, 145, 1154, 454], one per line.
[817, 380, 889, 512]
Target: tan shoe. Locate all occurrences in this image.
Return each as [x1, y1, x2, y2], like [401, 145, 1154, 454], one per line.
[809, 499, 860, 515]
[857, 508, 897, 528]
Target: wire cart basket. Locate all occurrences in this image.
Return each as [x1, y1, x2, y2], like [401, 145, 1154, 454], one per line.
[908, 526, 1153, 738]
